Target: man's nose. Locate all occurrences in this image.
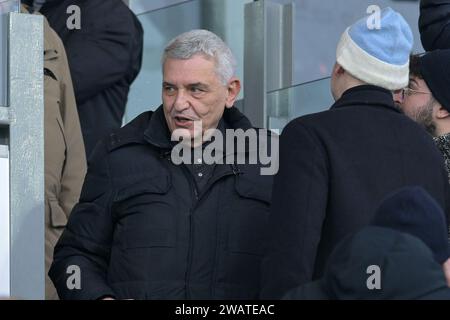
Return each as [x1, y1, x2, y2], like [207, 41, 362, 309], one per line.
[173, 90, 190, 111]
[393, 89, 404, 106]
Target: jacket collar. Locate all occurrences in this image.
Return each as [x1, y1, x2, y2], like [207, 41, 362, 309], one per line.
[143, 106, 172, 149]
[143, 105, 254, 151]
[331, 85, 402, 114]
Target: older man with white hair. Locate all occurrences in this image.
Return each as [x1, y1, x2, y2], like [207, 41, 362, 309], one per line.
[49, 30, 275, 300]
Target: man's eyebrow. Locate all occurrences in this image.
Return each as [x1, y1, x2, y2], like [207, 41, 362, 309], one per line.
[188, 82, 209, 88]
[162, 82, 209, 88]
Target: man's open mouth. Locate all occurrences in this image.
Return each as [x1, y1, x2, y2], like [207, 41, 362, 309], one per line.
[174, 116, 195, 125]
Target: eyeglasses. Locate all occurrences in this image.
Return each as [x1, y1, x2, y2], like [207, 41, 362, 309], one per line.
[401, 87, 431, 100]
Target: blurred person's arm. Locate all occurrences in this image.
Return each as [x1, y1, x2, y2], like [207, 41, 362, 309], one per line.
[42, 14, 88, 300]
[53, 22, 87, 217]
[48, 140, 116, 300]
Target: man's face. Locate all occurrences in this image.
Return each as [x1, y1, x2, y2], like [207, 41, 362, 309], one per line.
[400, 76, 437, 135]
[162, 55, 232, 142]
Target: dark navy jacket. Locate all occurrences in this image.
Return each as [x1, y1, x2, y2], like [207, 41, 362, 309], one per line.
[49, 106, 274, 300]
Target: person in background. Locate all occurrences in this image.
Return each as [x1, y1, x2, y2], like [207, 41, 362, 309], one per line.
[371, 186, 450, 286]
[399, 50, 450, 184]
[283, 226, 450, 300]
[29, 0, 144, 157]
[22, 1, 87, 300]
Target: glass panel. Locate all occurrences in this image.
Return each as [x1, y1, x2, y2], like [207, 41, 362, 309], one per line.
[128, 0, 192, 15]
[0, 0, 19, 14]
[0, 0, 18, 107]
[124, 0, 251, 124]
[292, 0, 422, 85]
[267, 77, 333, 131]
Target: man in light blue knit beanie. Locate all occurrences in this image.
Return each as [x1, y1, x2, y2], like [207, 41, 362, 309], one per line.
[262, 7, 450, 299]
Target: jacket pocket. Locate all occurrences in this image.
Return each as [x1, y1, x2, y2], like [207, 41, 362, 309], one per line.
[49, 198, 68, 228]
[114, 174, 171, 202]
[113, 175, 176, 249]
[228, 174, 272, 256]
[234, 173, 272, 205]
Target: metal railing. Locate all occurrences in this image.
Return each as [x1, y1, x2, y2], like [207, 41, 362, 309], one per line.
[0, 11, 44, 299]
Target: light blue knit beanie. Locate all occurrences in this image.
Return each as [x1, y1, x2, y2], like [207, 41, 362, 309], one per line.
[336, 7, 413, 90]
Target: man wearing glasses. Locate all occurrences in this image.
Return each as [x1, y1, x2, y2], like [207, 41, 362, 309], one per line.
[399, 50, 450, 182]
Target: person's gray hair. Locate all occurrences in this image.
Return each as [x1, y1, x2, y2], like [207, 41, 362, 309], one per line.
[162, 29, 237, 85]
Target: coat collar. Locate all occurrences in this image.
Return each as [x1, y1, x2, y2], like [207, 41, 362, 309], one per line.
[143, 106, 172, 149]
[331, 85, 402, 114]
[108, 105, 257, 155]
[143, 105, 254, 150]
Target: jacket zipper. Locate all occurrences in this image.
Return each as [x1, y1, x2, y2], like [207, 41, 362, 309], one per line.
[179, 164, 198, 300]
[180, 163, 241, 299]
[208, 164, 240, 297]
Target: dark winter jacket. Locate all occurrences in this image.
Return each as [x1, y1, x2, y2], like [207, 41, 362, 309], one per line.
[39, 0, 144, 156]
[283, 226, 450, 300]
[261, 85, 450, 299]
[49, 106, 275, 300]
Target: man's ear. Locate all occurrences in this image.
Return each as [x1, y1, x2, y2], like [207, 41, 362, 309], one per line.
[225, 77, 241, 108]
[436, 104, 450, 120]
[333, 63, 346, 77]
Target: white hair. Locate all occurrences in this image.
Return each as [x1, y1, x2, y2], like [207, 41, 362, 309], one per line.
[162, 29, 237, 85]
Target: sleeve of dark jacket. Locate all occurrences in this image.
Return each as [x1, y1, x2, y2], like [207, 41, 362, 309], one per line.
[48, 140, 116, 300]
[419, 0, 450, 50]
[63, 0, 143, 104]
[261, 120, 329, 299]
